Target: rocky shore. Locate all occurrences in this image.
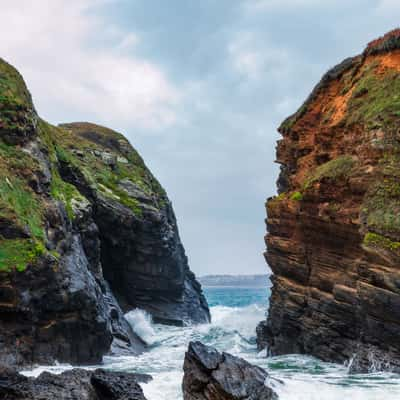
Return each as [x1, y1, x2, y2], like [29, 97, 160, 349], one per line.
[257, 29, 400, 372]
[0, 366, 150, 400]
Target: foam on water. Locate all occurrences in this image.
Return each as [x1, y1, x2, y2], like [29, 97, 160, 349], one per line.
[125, 309, 156, 345]
[22, 288, 400, 399]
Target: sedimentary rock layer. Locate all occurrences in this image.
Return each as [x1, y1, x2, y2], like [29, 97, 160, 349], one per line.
[257, 29, 400, 372]
[0, 58, 209, 367]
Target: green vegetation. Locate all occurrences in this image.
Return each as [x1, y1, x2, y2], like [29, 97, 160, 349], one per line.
[362, 176, 400, 235]
[50, 123, 167, 215]
[363, 232, 400, 252]
[290, 191, 303, 201]
[347, 66, 400, 129]
[50, 169, 87, 220]
[303, 156, 355, 189]
[0, 58, 34, 136]
[0, 239, 45, 272]
[0, 178, 44, 240]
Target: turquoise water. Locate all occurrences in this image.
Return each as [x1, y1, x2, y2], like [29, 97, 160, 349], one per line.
[24, 285, 400, 399]
[204, 286, 270, 307]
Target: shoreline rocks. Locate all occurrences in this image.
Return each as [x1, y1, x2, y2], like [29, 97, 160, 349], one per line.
[182, 341, 278, 400]
[0, 366, 150, 400]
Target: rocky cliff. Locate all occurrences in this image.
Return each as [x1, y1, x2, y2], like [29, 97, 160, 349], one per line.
[257, 29, 400, 372]
[0, 58, 209, 368]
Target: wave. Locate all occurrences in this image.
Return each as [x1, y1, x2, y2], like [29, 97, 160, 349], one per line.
[125, 309, 156, 345]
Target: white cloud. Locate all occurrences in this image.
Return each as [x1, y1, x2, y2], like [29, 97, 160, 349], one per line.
[228, 32, 290, 81]
[0, 0, 180, 130]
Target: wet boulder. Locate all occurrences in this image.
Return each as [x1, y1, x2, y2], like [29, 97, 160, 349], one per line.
[182, 341, 278, 400]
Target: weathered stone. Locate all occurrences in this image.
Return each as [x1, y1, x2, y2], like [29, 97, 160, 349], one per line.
[182, 341, 278, 400]
[0, 366, 149, 400]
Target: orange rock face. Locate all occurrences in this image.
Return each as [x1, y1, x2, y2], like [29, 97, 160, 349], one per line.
[257, 30, 400, 372]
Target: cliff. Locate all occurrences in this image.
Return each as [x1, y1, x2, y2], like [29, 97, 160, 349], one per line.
[0, 58, 209, 368]
[257, 29, 400, 372]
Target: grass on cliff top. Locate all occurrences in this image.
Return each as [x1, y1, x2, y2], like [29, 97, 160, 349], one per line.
[346, 67, 400, 129]
[48, 123, 167, 215]
[0, 58, 32, 108]
[303, 155, 355, 190]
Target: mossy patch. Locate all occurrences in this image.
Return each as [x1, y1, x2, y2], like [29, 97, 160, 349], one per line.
[0, 58, 35, 139]
[303, 156, 355, 190]
[0, 239, 45, 272]
[346, 66, 400, 129]
[49, 123, 167, 215]
[290, 191, 303, 201]
[363, 232, 400, 253]
[0, 177, 44, 240]
[362, 176, 400, 235]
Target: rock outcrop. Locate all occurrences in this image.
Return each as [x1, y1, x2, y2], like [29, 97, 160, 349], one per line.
[257, 29, 400, 372]
[182, 341, 277, 400]
[0, 58, 209, 368]
[0, 366, 150, 399]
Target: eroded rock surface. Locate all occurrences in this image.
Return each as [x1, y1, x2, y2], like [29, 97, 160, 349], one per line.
[182, 341, 277, 400]
[0, 366, 150, 400]
[257, 29, 400, 372]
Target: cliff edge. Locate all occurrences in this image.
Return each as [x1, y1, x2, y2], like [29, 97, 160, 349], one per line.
[0, 58, 209, 368]
[257, 29, 400, 372]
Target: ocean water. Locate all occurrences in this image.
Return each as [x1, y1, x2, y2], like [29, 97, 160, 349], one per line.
[23, 286, 400, 399]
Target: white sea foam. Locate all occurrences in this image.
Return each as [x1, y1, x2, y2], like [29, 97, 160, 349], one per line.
[21, 303, 400, 399]
[125, 308, 156, 344]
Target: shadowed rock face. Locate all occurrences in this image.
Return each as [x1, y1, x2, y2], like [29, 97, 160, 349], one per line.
[0, 366, 150, 400]
[182, 341, 278, 400]
[257, 29, 400, 372]
[0, 59, 209, 368]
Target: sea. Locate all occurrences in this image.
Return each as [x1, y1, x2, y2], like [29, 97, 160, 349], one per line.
[23, 285, 400, 399]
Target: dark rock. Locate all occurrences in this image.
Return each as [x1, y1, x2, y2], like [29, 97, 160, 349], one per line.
[0, 366, 149, 400]
[182, 341, 278, 400]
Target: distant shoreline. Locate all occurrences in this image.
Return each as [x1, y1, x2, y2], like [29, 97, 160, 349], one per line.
[198, 274, 270, 288]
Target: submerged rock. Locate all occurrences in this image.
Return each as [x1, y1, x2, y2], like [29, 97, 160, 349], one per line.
[0, 58, 209, 368]
[182, 341, 278, 400]
[0, 366, 150, 400]
[257, 29, 400, 372]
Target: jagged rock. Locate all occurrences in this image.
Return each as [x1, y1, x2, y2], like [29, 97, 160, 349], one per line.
[257, 29, 400, 372]
[182, 341, 278, 400]
[0, 58, 209, 368]
[0, 366, 150, 399]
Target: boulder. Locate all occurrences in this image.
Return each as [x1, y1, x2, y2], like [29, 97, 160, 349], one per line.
[182, 341, 277, 400]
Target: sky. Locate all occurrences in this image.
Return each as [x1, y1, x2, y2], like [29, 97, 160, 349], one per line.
[1, 1, 400, 275]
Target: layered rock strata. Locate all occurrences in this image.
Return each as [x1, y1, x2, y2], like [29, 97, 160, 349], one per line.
[182, 341, 277, 400]
[257, 29, 400, 372]
[0, 58, 209, 368]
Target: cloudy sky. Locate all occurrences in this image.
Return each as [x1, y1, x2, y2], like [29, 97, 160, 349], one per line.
[1, 1, 399, 275]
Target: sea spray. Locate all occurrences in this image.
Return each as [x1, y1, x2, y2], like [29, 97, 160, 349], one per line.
[21, 288, 400, 400]
[125, 309, 156, 345]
